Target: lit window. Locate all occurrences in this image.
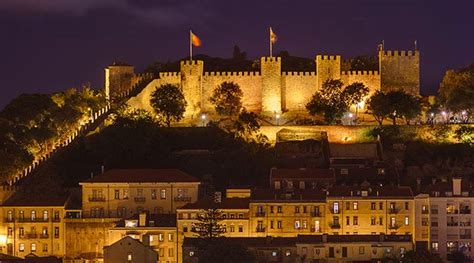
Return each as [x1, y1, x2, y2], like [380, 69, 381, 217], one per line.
[405, 216, 409, 225]
[333, 202, 339, 214]
[19, 243, 24, 252]
[123, 190, 129, 199]
[31, 243, 36, 252]
[353, 202, 358, 210]
[158, 233, 164, 241]
[431, 242, 439, 252]
[151, 189, 157, 199]
[285, 250, 291, 256]
[160, 189, 166, 199]
[168, 233, 173, 241]
[43, 211, 48, 221]
[127, 253, 132, 262]
[114, 190, 120, 199]
[272, 251, 278, 257]
[189, 251, 195, 257]
[294, 220, 301, 229]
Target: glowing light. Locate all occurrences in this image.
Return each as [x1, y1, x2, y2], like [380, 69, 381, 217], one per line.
[0, 234, 7, 245]
[348, 113, 353, 118]
[357, 101, 365, 109]
[276, 114, 280, 119]
[441, 111, 446, 116]
[201, 114, 206, 120]
[461, 111, 467, 115]
[430, 113, 434, 117]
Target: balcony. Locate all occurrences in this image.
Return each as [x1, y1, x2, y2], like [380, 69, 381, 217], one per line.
[134, 197, 146, 203]
[459, 222, 471, 227]
[17, 218, 49, 223]
[174, 196, 192, 202]
[330, 223, 341, 229]
[5, 218, 14, 223]
[421, 210, 429, 214]
[255, 212, 266, 217]
[388, 224, 399, 230]
[460, 234, 472, 239]
[330, 209, 340, 214]
[256, 227, 266, 232]
[447, 222, 459, 227]
[388, 208, 398, 214]
[310, 227, 322, 233]
[52, 218, 61, 223]
[26, 233, 38, 239]
[311, 211, 322, 217]
[460, 209, 471, 214]
[88, 196, 106, 202]
[40, 234, 49, 239]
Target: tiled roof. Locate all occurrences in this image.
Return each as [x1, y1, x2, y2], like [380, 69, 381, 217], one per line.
[183, 237, 297, 247]
[115, 213, 176, 228]
[82, 169, 199, 183]
[327, 186, 413, 198]
[329, 143, 379, 159]
[251, 189, 326, 202]
[297, 234, 412, 243]
[270, 168, 335, 180]
[422, 180, 474, 197]
[1, 192, 69, 207]
[179, 197, 249, 210]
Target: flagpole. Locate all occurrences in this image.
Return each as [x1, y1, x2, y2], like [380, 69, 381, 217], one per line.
[269, 27, 272, 58]
[189, 30, 193, 61]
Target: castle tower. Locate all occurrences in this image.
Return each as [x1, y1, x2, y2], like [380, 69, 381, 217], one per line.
[379, 50, 420, 95]
[104, 62, 135, 100]
[260, 57, 282, 113]
[316, 55, 341, 89]
[180, 60, 204, 117]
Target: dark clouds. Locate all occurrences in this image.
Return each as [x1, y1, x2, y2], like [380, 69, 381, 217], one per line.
[0, 0, 473, 108]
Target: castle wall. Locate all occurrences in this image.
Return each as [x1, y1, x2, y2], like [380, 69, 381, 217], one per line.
[316, 55, 341, 89]
[340, 71, 381, 96]
[379, 50, 420, 95]
[261, 57, 282, 113]
[201, 72, 262, 112]
[281, 72, 317, 111]
[105, 65, 134, 99]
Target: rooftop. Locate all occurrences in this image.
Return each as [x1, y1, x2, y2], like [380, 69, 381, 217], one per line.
[270, 168, 335, 180]
[115, 213, 176, 228]
[251, 189, 326, 202]
[1, 192, 69, 207]
[180, 197, 249, 210]
[82, 169, 200, 183]
[327, 186, 413, 198]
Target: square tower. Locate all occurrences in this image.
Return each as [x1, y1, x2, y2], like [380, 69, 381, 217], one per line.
[261, 57, 282, 113]
[316, 55, 341, 90]
[180, 60, 204, 117]
[379, 50, 420, 95]
[104, 62, 134, 100]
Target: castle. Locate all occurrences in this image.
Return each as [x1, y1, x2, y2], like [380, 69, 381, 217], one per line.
[105, 49, 420, 118]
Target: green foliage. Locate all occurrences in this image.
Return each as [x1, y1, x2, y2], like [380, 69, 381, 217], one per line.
[150, 84, 187, 127]
[306, 79, 348, 124]
[367, 90, 421, 125]
[234, 109, 260, 138]
[439, 65, 474, 122]
[196, 238, 255, 263]
[367, 91, 391, 125]
[400, 249, 443, 263]
[210, 82, 243, 118]
[193, 208, 225, 238]
[342, 82, 370, 106]
[454, 126, 474, 146]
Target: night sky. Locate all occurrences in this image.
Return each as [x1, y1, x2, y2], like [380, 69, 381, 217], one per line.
[0, 0, 473, 108]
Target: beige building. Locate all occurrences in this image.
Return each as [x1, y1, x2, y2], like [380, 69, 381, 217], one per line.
[79, 169, 201, 218]
[415, 178, 474, 261]
[104, 236, 158, 263]
[326, 186, 415, 236]
[249, 189, 327, 237]
[109, 213, 177, 263]
[0, 194, 68, 258]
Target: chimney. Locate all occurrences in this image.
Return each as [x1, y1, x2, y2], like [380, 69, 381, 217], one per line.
[139, 212, 147, 227]
[453, 178, 462, 196]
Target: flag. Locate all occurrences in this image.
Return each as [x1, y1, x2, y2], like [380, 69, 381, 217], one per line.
[191, 31, 201, 47]
[270, 27, 277, 44]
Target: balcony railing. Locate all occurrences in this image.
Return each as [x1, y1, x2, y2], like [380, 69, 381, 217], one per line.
[459, 222, 471, 227]
[5, 218, 14, 223]
[134, 197, 146, 203]
[311, 211, 322, 217]
[26, 233, 38, 239]
[17, 218, 49, 223]
[256, 227, 266, 232]
[460, 209, 471, 214]
[40, 234, 49, 239]
[330, 209, 340, 214]
[447, 222, 459, 227]
[388, 208, 398, 214]
[460, 234, 472, 239]
[421, 210, 429, 214]
[52, 218, 61, 223]
[330, 223, 341, 229]
[255, 212, 266, 217]
[88, 196, 106, 202]
[310, 227, 322, 233]
[174, 196, 192, 202]
[388, 224, 399, 230]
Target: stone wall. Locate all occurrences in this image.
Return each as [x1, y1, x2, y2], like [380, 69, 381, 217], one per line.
[281, 72, 317, 111]
[379, 50, 420, 95]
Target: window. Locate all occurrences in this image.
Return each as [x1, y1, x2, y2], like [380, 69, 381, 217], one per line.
[272, 251, 278, 257]
[315, 248, 320, 255]
[277, 206, 282, 213]
[371, 216, 376, 225]
[183, 225, 188, 232]
[123, 189, 129, 199]
[43, 244, 48, 252]
[54, 211, 60, 220]
[54, 227, 59, 238]
[114, 190, 120, 199]
[285, 249, 291, 256]
[359, 246, 365, 255]
[303, 220, 307, 229]
[168, 248, 174, 257]
[353, 216, 358, 225]
[238, 225, 243, 232]
[168, 233, 173, 241]
[431, 242, 439, 252]
[345, 202, 350, 210]
[390, 202, 396, 211]
[353, 202, 358, 210]
[189, 251, 195, 257]
[342, 247, 348, 257]
[137, 188, 143, 197]
[294, 220, 301, 229]
[379, 202, 383, 210]
[371, 202, 376, 210]
[117, 207, 126, 217]
[7, 211, 12, 221]
[405, 216, 409, 225]
[346, 216, 350, 225]
[379, 217, 383, 225]
[405, 202, 409, 210]
[127, 253, 132, 262]
[158, 233, 164, 241]
[277, 221, 282, 229]
[42, 227, 48, 235]
[270, 220, 274, 229]
[31, 243, 36, 252]
[19, 210, 24, 219]
[270, 206, 274, 213]
[329, 247, 335, 258]
[314, 220, 320, 232]
[333, 202, 339, 214]
[19, 227, 24, 237]
[31, 210, 36, 221]
[7, 227, 12, 236]
[295, 206, 300, 213]
[43, 210, 48, 221]
[160, 189, 166, 199]
[334, 216, 340, 226]
[390, 217, 396, 227]
[151, 189, 157, 199]
[19, 243, 24, 252]
[230, 225, 235, 232]
[303, 206, 307, 213]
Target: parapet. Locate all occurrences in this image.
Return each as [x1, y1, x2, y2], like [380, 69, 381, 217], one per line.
[341, 71, 380, 76]
[316, 55, 341, 61]
[203, 71, 260, 76]
[180, 60, 204, 66]
[261, 56, 281, 62]
[380, 50, 419, 57]
[282, 72, 316, 76]
[159, 72, 180, 78]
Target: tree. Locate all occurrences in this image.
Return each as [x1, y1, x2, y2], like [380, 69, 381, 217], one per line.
[210, 81, 243, 119]
[400, 250, 444, 263]
[367, 90, 421, 125]
[150, 84, 187, 127]
[454, 126, 474, 146]
[234, 109, 260, 137]
[193, 208, 226, 238]
[196, 238, 255, 263]
[439, 65, 474, 123]
[306, 79, 348, 124]
[342, 82, 369, 119]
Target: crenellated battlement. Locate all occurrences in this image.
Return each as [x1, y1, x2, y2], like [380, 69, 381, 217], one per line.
[341, 70, 380, 76]
[316, 55, 341, 61]
[180, 60, 204, 66]
[261, 56, 281, 62]
[159, 72, 180, 78]
[380, 50, 418, 57]
[203, 71, 260, 77]
[282, 72, 316, 76]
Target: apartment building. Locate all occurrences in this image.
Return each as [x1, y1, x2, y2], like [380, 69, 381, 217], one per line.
[326, 186, 415, 236]
[415, 178, 474, 261]
[79, 169, 200, 218]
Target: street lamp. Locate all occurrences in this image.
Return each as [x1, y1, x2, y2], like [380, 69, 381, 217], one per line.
[201, 114, 206, 127]
[275, 114, 280, 126]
